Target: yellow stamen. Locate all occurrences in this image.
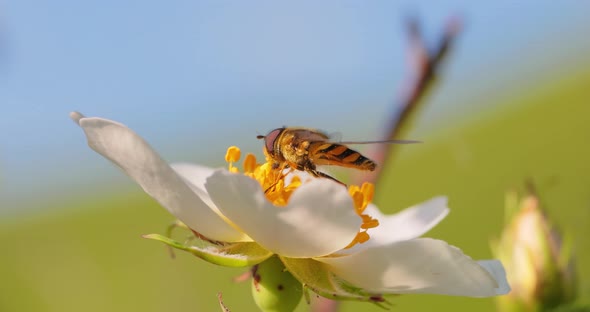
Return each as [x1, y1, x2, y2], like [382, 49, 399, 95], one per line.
[225, 146, 241, 172]
[348, 184, 360, 196]
[243, 153, 257, 173]
[350, 190, 364, 214]
[361, 215, 379, 229]
[225, 146, 241, 163]
[345, 182, 379, 249]
[344, 231, 370, 249]
[223, 146, 379, 248]
[360, 182, 374, 210]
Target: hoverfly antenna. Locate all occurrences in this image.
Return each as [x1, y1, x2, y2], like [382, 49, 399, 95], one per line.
[255, 130, 266, 140]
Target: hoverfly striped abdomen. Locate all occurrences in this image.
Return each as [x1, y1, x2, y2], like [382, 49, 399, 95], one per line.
[312, 142, 377, 171]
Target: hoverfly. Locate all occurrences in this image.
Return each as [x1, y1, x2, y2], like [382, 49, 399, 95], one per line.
[257, 127, 420, 186]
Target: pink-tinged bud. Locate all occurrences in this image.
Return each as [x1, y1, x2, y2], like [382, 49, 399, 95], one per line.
[492, 191, 577, 312]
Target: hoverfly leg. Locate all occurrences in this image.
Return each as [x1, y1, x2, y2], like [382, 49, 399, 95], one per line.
[264, 179, 282, 194]
[303, 160, 347, 187]
[264, 163, 292, 194]
[308, 169, 347, 188]
[264, 184, 275, 194]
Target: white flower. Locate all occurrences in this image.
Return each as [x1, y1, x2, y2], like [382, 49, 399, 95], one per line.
[70, 111, 510, 301]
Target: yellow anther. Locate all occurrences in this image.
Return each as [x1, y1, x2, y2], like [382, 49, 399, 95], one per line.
[285, 175, 302, 191]
[243, 153, 257, 173]
[360, 182, 374, 209]
[348, 182, 375, 214]
[361, 215, 379, 229]
[346, 182, 378, 247]
[225, 146, 241, 163]
[344, 231, 371, 249]
[356, 231, 370, 244]
[348, 184, 360, 197]
[350, 191, 364, 214]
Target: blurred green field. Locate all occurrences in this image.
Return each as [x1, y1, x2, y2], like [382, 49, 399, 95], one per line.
[1, 71, 589, 312]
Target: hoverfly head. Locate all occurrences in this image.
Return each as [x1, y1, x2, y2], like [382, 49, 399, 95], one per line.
[259, 127, 285, 156]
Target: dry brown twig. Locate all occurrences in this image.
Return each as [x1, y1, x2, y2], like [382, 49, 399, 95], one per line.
[313, 16, 462, 312]
[218, 292, 231, 312]
[355, 16, 462, 187]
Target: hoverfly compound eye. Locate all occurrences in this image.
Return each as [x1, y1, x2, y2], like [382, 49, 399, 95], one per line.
[264, 128, 284, 155]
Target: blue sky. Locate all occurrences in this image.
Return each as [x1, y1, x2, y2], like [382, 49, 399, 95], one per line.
[1, 1, 589, 213]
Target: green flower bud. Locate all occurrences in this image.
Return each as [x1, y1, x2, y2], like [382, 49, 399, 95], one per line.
[492, 190, 577, 312]
[251, 256, 302, 312]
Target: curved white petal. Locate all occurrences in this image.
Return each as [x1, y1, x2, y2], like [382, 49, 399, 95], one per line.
[171, 163, 253, 242]
[170, 163, 220, 214]
[170, 163, 215, 192]
[205, 170, 362, 258]
[344, 197, 449, 254]
[70, 112, 249, 242]
[477, 260, 511, 295]
[317, 238, 510, 297]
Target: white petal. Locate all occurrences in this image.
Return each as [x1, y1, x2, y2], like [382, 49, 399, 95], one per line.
[341, 197, 449, 254]
[170, 163, 215, 191]
[283, 169, 313, 185]
[170, 163, 220, 214]
[317, 238, 510, 297]
[171, 163, 253, 242]
[205, 170, 362, 258]
[477, 260, 511, 295]
[71, 112, 249, 242]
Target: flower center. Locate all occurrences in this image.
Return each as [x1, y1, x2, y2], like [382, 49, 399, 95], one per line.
[225, 146, 379, 248]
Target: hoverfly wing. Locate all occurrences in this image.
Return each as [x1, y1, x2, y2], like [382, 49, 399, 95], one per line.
[326, 131, 343, 142]
[337, 139, 422, 145]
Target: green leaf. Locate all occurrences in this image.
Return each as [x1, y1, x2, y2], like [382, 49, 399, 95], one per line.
[143, 233, 273, 267]
[280, 257, 391, 309]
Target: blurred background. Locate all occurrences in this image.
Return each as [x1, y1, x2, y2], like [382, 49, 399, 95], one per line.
[1, 1, 589, 311]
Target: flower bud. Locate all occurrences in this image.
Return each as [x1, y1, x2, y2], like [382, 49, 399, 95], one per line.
[251, 256, 302, 312]
[492, 190, 577, 311]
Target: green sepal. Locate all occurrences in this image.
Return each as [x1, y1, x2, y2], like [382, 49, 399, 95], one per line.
[280, 257, 391, 309]
[143, 233, 273, 267]
[504, 190, 521, 224]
